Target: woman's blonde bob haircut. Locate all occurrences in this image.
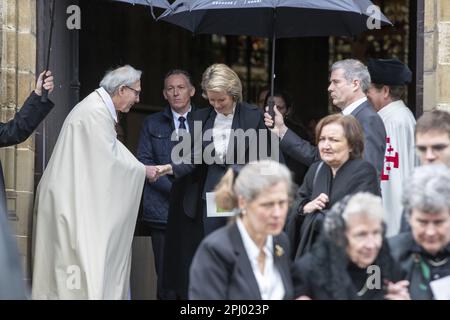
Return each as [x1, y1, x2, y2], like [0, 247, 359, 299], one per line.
[201, 63, 243, 102]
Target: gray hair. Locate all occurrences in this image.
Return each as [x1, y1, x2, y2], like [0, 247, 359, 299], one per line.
[99, 65, 142, 95]
[214, 160, 292, 211]
[403, 165, 450, 217]
[324, 192, 384, 247]
[331, 59, 371, 94]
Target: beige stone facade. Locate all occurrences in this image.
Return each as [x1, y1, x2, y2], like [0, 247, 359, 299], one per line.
[0, 0, 37, 284]
[424, 0, 450, 112]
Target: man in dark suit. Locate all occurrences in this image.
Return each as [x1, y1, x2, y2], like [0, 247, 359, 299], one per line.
[137, 69, 195, 299]
[265, 59, 386, 178]
[0, 70, 54, 299]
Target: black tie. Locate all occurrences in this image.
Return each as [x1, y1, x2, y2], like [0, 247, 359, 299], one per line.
[179, 116, 186, 130]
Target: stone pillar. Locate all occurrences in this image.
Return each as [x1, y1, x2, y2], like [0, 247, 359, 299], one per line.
[424, 0, 450, 112]
[0, 0, 37, 286]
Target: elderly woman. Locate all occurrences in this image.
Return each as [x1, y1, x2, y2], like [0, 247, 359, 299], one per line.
[293, 193, 409, 300]
[389, 165, 450, 300]
[289, 114, 380, 258]
[155, 63, 275, 299]
[189, 160, 294, 299]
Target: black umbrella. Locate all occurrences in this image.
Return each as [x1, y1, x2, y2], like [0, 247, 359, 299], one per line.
[158, 0, 392, 108]
[112, 0, 171, 18]
[40, 0, 56, 103]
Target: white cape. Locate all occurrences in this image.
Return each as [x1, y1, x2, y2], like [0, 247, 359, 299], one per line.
[32, 91, 145, 299]
[379, 100, 418, 237]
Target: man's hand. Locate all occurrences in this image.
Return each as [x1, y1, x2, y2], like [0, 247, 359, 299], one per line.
[264, 105, 288, 138]
[156, 164, 173, 176]
[34, 70, 54, 96]
[145, 165, 160, 183]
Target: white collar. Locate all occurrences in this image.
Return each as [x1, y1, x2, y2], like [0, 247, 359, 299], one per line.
[342, 96, 367, 115]
[378, 100, 406, 116]
[96, 87, 118, 123]
[236, 218, 273, 261]
[216, 105, 236, 120]
[171, 106, 192, 120]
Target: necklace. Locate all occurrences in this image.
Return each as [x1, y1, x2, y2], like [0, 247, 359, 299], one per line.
[427, 257, 449, 267]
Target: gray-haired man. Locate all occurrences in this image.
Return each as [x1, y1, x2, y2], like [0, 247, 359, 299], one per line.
[32, 65, 156, 299]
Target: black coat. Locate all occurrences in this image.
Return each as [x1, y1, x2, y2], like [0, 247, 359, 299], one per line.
[163, 102, 276, 299]
[293, 236, 404, 300]
[287, 159, 380, 259]
[389, 232, 450, 300]
[189, 223, 294, 300]
[0, 92, 54, 299]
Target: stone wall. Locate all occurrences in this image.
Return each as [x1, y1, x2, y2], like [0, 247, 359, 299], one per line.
[0, 0, 37, 286]
[424, 0, 450, 112]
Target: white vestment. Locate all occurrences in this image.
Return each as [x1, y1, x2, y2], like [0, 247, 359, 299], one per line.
[379, 100, 418, 237]
[32, 90, 145, 299]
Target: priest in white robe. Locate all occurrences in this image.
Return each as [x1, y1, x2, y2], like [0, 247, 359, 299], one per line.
[367, 58, 418, 237]
[32, 65, 155, 299]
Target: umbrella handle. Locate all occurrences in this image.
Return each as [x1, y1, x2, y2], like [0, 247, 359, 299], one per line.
[267, 96, 275, 129]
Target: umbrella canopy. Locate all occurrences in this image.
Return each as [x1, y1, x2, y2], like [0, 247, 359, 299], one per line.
[158, 0, 392, 97]
[112, 0, 170, 8]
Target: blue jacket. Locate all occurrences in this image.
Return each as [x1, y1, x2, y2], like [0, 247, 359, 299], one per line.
[137, 106, 192, 224]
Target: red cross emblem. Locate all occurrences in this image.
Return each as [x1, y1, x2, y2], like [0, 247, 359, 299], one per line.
[381, 137, 399, 181]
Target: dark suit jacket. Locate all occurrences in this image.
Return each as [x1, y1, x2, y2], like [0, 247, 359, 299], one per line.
[137, 106, 195, 225]
[280, 100, 386, 178]
[0, 92, 54, 299]
[288, 159, 381, 259]
[189, 223, 294, 300]
[163, 101, 276, 299]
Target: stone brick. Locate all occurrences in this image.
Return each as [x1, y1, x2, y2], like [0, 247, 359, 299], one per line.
[5, 69, 17, 103]
[5, 29, 17, 69]
[438, 64, 450, 101]
[441, 0, 450, 21]
[423, 72, 438, 112]
[18, 72, 35, 105]
[424, 32, 436, 72]
[438, 22, 450, 64]
[15, 148, 35, 193]
[14, 191, 34, 237]
[18, 0, 33, 32]
[3, 145, 16, 190]
[18, 32, 36, 74]
[6, 0, 16, 30]
[425, 0, 437, 33]
[15, 235, 29, 259]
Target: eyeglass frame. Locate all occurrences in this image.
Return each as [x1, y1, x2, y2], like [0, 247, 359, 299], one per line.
[123, 85, 141, 97]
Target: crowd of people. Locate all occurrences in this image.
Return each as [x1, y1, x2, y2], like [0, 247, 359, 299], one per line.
[1, 56, 450, 300]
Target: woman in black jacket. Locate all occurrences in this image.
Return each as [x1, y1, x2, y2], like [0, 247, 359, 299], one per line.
[288, 114, 380, 258]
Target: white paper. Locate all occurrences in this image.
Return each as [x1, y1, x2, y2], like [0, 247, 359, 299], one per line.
[206, 192, 235, 218]
[430, 275, 450, 300]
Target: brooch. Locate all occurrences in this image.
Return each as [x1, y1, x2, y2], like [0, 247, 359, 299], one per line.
[275, 244, 284, 257]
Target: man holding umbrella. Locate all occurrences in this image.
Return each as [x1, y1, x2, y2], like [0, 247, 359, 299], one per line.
[265, 59, 386, 179]
[1, 70, 55, 299]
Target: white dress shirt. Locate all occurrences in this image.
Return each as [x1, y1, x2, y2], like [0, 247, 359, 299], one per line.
[236, 218, 285, 300]
[172, 107, 192, 134]
[342, 96, 367, 115]
[213, 107, 235, 161]
[96, 87, 117, 123]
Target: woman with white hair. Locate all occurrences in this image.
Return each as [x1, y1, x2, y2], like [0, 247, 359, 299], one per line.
[189, 160, 294, 300]
[389, 164, 450, 300]
[293, 192, 409, 300]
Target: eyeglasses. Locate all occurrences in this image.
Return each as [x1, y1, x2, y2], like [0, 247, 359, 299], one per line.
[124, 86, 141, 97]
[415, 143, 450, 155]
